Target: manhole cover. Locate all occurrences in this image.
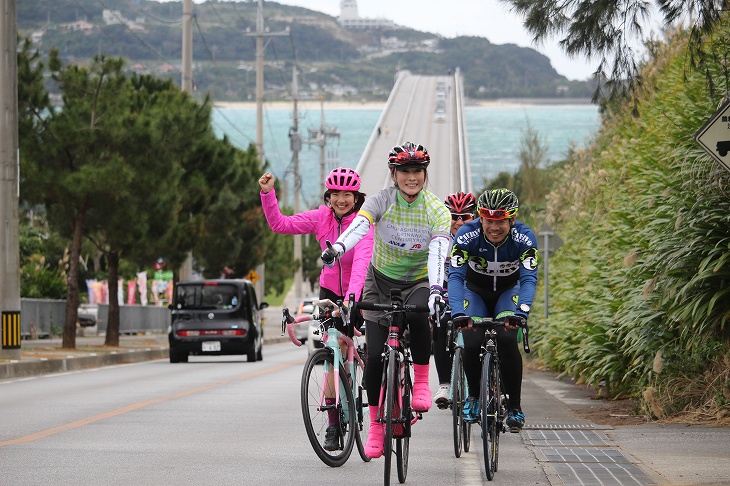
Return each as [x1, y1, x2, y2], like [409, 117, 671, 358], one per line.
[552, 462, 658, 485]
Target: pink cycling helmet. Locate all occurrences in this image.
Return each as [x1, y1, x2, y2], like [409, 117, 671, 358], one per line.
[325, 167, 361, 192]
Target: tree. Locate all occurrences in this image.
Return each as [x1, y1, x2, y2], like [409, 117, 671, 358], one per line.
[191, 143, 270, 279]
[499, 0, 726, 103]
[517, 119, 551, 206]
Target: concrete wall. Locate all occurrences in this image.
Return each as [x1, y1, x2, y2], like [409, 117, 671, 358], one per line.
[20, 299, 170, 337]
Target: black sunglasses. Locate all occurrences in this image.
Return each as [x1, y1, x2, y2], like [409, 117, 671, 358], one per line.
[451, 213, 474, 221]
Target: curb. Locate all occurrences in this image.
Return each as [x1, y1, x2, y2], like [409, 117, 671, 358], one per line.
[0, 348, 169, 380]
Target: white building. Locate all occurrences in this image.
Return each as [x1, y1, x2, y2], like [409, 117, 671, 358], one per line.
[338, 0, 395, 29]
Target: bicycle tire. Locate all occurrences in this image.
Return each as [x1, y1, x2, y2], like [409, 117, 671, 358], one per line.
[397, 360, 411, 484]
[300, 348, 356, 467]
[451, 346, 464, 458]
[353, 349, 371, 463]
[480, 352, 498, 480]
[492, 361, 503, 473]
[383, 348, 398, 486]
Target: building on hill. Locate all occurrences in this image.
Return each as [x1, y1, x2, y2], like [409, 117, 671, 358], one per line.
[338, 0, 394, 29]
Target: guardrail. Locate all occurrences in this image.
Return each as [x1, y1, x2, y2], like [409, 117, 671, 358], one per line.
[20, 299, 169, 338]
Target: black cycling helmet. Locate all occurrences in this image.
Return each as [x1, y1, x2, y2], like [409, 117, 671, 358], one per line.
[477, 188, 519, 220]
[387, 142, 430, 170]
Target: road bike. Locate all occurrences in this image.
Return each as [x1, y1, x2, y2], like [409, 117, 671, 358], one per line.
[354, 289, 431, 485]
[282, 298, 370, 467]
[449, 315, 530, 481]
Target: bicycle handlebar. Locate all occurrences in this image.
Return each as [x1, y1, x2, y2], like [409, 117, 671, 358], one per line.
[281, 298, 362, 347]
[450, 315, 531, 354]
[354, 301, 430, 313]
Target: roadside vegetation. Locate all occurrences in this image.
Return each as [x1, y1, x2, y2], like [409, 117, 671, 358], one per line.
[484, 24, 730, 422]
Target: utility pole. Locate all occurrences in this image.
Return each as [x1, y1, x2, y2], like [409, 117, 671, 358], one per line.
[178, 0, 194, 281]
[247, 0, 289, 165]
[289, 67, 303, 298]
[307, 99, 340, 197]
[245, 0, 288, 300]
[0, 0, 21, 360]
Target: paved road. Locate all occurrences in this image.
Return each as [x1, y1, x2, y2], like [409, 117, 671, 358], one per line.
[4, 320, 730, 484]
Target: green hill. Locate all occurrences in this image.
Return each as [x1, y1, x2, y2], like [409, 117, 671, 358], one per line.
[18, 0, 595, 101]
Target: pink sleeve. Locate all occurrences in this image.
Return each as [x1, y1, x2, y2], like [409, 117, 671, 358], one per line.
[345, 224, 374, 301]
[261, 188, 319, 235]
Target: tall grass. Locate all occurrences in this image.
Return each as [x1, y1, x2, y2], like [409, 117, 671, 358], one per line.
[529, 26, 730, 418]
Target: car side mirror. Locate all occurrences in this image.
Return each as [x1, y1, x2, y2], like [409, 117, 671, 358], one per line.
[259, 302, 269, 310]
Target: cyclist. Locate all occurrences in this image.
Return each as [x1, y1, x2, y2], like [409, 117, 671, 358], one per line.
[320, 142, 451, 459]
[433, 192, 477, 409]
[259, 167, 374, 450]
[447, 188, 538, 431]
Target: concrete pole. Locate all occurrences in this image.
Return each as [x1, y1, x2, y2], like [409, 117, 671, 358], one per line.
[246, 0, 288, 301]
[291, 67, 302, 299]
[178, 0, 194, 281]
[0, 0, 21, 360]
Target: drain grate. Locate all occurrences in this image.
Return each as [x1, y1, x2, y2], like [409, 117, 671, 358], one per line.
[526, 424, 658, 485]
[525, 423, 613, 430]
[527, 429, 612, 447]
[540, 446, 630, 464]
[552, 462, 658, 485]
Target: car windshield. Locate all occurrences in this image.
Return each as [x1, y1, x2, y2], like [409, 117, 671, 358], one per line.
[175, 284, 240, 310]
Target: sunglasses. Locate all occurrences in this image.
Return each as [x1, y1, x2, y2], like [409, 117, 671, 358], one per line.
[478, 208, 512, 220]
[451, 213, 474, 221]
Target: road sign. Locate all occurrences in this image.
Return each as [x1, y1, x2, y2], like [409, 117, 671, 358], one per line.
[537, 223, 563, 319]
[246, 270, 259, 284]
[538, 223, 564, 254]
[694, 99, 730, 174]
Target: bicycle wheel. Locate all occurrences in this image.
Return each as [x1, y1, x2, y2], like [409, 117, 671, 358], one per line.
[492, 363, 503, 473]
[451, 346, 464, 458]
[300, 348, 356, 467]
[383, 348, 398, 486]
[480, 352, 499, 480]
[396, 360, 411, 484]
[353, 351, 371, 463]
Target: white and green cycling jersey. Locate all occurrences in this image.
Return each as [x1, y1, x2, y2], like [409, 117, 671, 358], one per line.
[336, 186, 451, 284]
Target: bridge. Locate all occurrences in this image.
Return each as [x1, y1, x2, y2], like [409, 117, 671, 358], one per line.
[355, 69, 473, 200]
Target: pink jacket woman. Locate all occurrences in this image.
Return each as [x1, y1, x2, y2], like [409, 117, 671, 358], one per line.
[259, 168, 373, 301]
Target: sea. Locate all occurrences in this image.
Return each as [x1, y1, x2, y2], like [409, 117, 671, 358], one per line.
[211, 102, 601, 205]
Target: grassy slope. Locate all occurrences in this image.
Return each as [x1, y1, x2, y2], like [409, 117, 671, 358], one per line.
[530, 27, 730, 421]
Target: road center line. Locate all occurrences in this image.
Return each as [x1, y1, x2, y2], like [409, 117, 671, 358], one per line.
[0, 359, 304, 447]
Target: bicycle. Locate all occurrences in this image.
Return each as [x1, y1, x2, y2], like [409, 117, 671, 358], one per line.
[354, 289, 432, 486]
[282, 298, 370, 467]
[448, 315, 530, 481]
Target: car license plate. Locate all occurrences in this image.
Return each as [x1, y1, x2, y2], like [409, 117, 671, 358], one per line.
[202, 341, 221, 352]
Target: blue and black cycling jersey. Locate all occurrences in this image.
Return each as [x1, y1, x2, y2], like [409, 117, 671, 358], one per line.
[447, 219, 539, 317]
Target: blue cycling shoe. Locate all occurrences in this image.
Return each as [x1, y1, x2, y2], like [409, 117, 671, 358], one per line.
[506, 408, 525, 432]
[463, 397, 480, 422]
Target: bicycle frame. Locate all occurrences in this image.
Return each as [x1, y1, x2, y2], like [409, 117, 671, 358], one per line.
[448, 327, 469, 403]
[355, 290, 430, 485]
[449, 314, 530, 480]
[283, 299, 365, 418]
[283, 298, 370, 466]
